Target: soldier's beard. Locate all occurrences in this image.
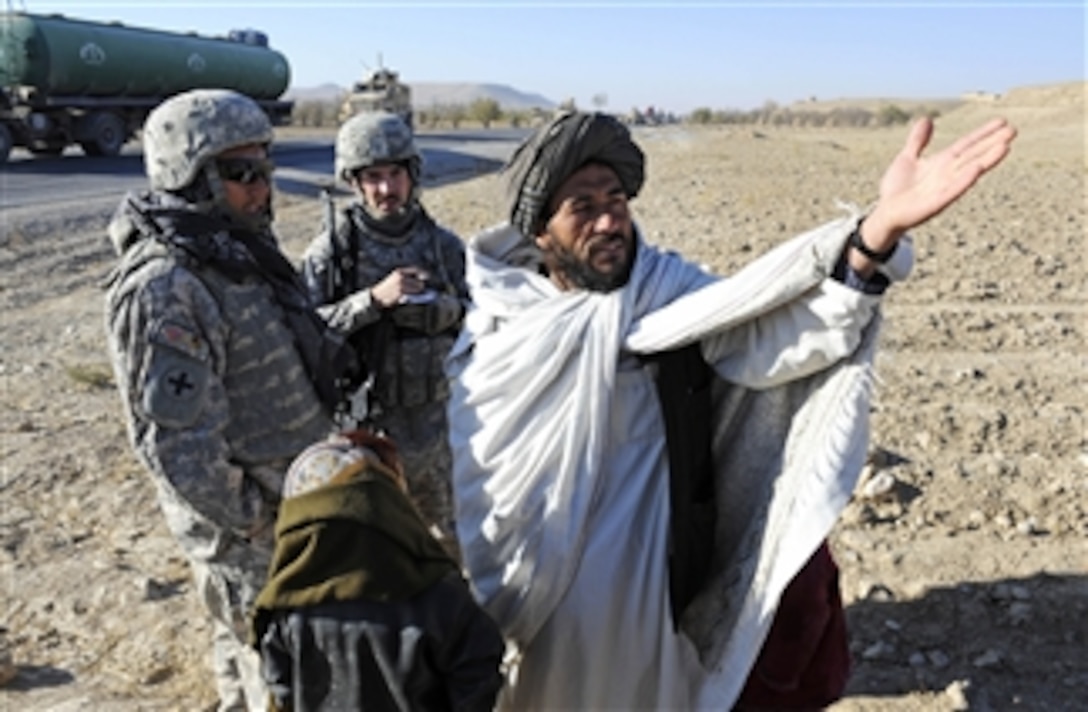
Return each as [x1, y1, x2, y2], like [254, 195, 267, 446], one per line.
[223, 202, 273, 233]
[544, 233, 636, 293]
[361, 198, 419, 237]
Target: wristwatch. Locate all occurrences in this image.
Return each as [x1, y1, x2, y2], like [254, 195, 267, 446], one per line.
[848, 221, 898, 263]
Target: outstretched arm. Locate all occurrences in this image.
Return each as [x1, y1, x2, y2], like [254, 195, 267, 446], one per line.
[849, 116, 1017, 277]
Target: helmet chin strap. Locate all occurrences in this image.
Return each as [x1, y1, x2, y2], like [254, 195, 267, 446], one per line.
[201, 163, 274, 232]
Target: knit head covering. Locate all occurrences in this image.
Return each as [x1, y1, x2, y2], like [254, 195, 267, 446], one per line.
[283, 429, 406, 498]
[503, 111, 645, 238]
[250, 428, 457, 641]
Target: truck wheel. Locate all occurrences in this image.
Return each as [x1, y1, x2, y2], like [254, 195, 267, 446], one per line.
[0, 124, 12, 164]
[80, 112, 126, 157]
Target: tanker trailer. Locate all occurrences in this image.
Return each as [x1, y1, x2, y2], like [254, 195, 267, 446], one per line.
[0, 12, 293, 163]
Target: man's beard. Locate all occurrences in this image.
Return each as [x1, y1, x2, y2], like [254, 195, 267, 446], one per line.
[222, 202, 273, 233]
[546, 232, 636, 293]
[362, 186, 420, 236]
[360, 198, 419, 237]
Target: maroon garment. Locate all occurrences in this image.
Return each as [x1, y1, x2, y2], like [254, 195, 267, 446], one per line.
[736, 541, 851, 710]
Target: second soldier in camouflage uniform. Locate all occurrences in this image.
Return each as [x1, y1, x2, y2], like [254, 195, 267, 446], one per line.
[104, 89, 353, 711]
[301, 111, 468, 553]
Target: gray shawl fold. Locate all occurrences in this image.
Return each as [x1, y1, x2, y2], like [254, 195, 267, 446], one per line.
[688, 313, 880, 707]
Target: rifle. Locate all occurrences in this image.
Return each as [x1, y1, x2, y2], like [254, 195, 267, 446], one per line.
[320, 192, 392, 433]
[322, 187, 353, 302]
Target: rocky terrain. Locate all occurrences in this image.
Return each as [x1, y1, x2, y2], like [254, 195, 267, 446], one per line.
[1, 82, 1084, 710]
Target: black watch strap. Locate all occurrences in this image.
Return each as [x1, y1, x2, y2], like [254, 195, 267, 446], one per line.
[848, 223, 898, 263]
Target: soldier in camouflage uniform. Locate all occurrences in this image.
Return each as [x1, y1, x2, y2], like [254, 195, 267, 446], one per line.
[300, 111, 469, 555]
[104, 89, 352, 711]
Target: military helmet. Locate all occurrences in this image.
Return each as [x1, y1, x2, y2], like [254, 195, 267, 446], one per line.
[143, 89, 274, 191]
[335, 110, 421, 184]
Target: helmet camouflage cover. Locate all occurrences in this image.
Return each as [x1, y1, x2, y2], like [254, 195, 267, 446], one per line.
[335, 110, 421, 183]
[143, 89, 274, 191]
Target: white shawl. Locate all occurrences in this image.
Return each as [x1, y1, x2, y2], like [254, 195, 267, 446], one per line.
[447, 214, 911, 707]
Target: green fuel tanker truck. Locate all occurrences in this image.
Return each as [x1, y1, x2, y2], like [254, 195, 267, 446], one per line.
[0, 11, 294, 163]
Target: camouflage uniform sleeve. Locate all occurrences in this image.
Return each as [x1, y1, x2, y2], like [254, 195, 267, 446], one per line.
[112, 263, 271, 540]
[299, 228, 336, 306]
[300, 226, 382, 335]
[316, 290, 382, 335]
[436, 227, 471, 305]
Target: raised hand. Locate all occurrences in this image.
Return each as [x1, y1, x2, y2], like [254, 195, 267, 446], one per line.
[855, 116, 1017, 267]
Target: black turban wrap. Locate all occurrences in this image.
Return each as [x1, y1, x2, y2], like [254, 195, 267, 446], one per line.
[503, 111, 645, 238]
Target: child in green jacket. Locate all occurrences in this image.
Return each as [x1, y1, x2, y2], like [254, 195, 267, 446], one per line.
[250, 430, 505, 711]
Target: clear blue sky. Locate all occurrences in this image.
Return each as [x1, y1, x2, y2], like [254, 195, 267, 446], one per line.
[12, 1, 1086, 112]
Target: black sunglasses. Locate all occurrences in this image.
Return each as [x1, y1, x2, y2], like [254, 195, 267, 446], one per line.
[216, 157, 274, 185]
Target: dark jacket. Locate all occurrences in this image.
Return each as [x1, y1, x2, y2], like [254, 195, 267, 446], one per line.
[251, 475, 505, 712]
[257, 575, 505, 712]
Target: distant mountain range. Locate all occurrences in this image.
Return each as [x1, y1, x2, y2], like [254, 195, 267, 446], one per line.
[284, 82, 556, 111]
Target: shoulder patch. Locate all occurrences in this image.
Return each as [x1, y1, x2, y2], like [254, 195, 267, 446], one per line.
[150, 320, 210, 363]
[141, 346, 211, 428]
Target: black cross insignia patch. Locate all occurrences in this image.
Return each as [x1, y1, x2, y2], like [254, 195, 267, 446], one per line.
[163, 366, 199, 401]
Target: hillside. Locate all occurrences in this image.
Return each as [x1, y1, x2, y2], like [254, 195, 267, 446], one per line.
[942, 80, 1085, 131]
[287, 79, 1083, 123]
[285, 81, 557, 110]
[785, 95, 964, 116]
[412, 82, 555, 111]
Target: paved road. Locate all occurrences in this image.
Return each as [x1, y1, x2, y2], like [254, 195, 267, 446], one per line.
[0, 128, 529, 214]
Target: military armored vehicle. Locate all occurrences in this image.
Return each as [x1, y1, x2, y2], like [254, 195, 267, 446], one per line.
[338, 66, 413, 129]
[0, 11, 294, 163]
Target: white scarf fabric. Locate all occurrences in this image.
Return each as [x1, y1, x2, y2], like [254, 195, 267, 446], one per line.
[447, 214, 910, 707]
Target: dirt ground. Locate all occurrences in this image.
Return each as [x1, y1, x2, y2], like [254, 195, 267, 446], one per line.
[1, 82, 1084, 711]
